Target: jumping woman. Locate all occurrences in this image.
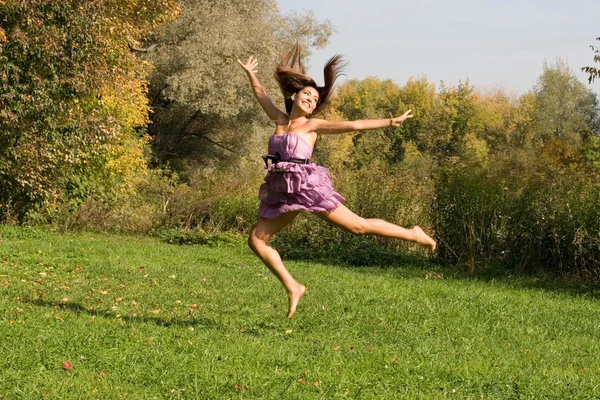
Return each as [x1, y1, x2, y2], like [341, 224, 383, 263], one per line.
[238, 44, 436, 318]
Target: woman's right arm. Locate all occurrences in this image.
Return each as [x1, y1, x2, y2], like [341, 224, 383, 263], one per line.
[238, 56, 288, 124]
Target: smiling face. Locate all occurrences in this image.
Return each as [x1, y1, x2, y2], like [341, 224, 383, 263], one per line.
[293, 86, 320, 115]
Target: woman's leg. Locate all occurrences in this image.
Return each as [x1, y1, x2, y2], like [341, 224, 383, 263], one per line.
[248, 211, 306, 318]
[317, 204, 436, 250]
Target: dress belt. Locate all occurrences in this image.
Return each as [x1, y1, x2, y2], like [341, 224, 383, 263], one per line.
[262, 152, 310, 167]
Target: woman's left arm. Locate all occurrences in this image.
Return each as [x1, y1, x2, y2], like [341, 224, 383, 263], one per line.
[314, 109, 413, 135]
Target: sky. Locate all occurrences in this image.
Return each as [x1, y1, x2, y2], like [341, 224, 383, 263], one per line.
[277, 0, 600, 95]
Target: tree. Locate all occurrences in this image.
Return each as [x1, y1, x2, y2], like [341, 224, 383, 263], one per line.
[142, 0, 333, 169]
[581, 37, 600, 84]
[532, 59, 599, 164]
[0, 0, 178, 220]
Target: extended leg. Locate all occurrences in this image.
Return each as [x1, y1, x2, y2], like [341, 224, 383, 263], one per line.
[248, 212, 306, 318]
[317, 204, 436, 250]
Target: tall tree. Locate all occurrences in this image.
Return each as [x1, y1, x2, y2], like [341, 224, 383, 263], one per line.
[533, 59, 599, 164]
[143, 0, 333, 168]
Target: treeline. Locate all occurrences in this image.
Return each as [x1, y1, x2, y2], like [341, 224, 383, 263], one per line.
[1, 2, 599, 280]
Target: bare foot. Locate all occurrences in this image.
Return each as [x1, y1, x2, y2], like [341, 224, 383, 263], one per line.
[287, 283, 306, 319]
[412, 226, 437, 251]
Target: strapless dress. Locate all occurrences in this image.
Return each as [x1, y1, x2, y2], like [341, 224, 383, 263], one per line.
[258, 133, 344, 219]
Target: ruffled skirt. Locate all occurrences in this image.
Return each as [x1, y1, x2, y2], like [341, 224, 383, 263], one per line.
[258, 162, 344, 219]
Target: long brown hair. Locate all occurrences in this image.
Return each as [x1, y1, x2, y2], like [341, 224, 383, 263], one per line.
[274, 42, 347, 116]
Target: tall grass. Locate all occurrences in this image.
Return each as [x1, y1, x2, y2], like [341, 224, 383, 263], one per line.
[435, 156, 600, 280]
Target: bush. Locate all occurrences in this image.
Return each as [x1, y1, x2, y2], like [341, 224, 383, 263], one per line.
[272, 158, 436, 266]
[434, 155, 600, 281]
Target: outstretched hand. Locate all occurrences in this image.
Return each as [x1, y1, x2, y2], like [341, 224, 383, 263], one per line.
[237, 56, 258, 76]
[390, 109, 413, 126]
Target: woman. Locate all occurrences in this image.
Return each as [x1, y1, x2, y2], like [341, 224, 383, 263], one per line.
[238, 44, 436, 318]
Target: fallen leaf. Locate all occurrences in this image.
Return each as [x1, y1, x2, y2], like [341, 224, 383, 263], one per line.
[62, 361, 73, 370]
[297, 377, 304, 383]
[285, 329, 293, 334]
[99, 371, 109, 376]
[314, 380, 321, 387]
[425, 272, 444, 280]
[321, 305, 329, 311]
[333, 346, 341, 351]
[149, 309, 160, 314]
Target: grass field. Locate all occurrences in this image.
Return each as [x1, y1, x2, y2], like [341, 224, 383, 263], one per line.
[1, 226, 599, 399]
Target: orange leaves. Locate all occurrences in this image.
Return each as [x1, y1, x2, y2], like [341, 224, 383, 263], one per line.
[296, 377, 322, 388]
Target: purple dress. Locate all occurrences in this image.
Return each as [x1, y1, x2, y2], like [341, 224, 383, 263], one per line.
[258, 133, 344, 219]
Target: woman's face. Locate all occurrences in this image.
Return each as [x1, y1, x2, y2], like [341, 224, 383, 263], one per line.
[293, 86, 319, 114]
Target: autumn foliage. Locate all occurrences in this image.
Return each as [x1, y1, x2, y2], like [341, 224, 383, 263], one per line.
[0, 2, 598, 280]
[0, 0, 178, 219]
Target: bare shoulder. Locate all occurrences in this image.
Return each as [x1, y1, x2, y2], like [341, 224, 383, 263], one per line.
[308, 117, 328, 130]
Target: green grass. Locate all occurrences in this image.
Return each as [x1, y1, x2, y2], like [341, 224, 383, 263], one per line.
[1, 226, 599, 399]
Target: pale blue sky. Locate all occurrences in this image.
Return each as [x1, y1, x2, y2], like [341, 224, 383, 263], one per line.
[277, 0, 600, 95]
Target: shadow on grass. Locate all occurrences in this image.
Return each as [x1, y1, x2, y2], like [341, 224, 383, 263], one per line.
[446, 266, 600, 300]
[278, 245, 434, 269]
[23, 298, 222, 329]
[277, 240, 600, 300]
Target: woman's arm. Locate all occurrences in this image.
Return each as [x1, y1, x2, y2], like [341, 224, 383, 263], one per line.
[238, 56, 288, 124]
[314, 109, 413, 135]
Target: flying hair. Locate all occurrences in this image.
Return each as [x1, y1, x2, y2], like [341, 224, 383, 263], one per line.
[274, 42, 347, 116]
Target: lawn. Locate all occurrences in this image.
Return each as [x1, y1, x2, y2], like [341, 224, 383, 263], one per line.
[0, 226, 599, 399]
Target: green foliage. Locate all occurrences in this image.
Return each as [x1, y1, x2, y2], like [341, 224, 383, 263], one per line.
[581, 36, 600, 83]
[143, 0, 333, 168]
[0, 0, 178, 221]
[435, 154, 600, 281]
[3, 0, 599, 282]
[533, 59, 599, 153]
[274, 158, 435, 266]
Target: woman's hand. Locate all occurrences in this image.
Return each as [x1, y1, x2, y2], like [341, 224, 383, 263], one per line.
[390, 109, 413, 126]
[237, 56, 258, 76]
